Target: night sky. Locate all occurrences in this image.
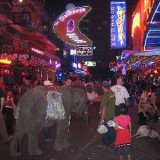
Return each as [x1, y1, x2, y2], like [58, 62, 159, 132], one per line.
[46, 0, 139, 70]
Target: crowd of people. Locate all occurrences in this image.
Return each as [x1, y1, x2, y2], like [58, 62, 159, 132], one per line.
[0, 72, 159, 160]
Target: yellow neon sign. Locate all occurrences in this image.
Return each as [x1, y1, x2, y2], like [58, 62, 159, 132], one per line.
[132, 13, 140, 37]
[0, 59, 12, 65]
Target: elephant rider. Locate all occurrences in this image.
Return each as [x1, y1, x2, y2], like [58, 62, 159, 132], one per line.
[0, 89, 13, 143]
[53, 76, 73, 151]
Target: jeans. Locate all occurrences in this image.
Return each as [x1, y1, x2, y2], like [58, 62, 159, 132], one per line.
[44, 127, 52, 140]
[101, 120, 115, 146]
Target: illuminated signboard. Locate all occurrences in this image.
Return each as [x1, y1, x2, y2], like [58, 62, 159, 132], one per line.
[31, 48, 44, 55]
[132, 13, 140, 37]
[70, 46, 93, 56]
[143, 1, 160, 50]
[110, 1, 126, 48]
[84, 61, 96, 66]
[53, 6, 93, 46]
[144, 0, 155, 21]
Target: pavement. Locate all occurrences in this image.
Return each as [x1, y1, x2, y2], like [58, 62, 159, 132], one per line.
[0, 104, 160, 160]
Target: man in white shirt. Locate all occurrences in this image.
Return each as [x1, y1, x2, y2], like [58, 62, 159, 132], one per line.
[111, 74, 130, 115]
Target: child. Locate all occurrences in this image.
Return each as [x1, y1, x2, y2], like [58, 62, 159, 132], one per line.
[114, 103, 132, 160]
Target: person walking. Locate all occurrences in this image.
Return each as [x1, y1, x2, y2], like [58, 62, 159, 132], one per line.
[99, 80, 116, 147]
[3, 87, 16, 136]
[0, 88, 13, 143]
[155, 84, 160, 113]
[114, 103, 132, 160]
[111, 74, 130, 116]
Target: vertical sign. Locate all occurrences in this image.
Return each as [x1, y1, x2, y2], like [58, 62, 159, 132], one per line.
[110, 1, 126, 49]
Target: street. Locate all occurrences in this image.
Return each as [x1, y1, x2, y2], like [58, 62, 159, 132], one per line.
[0, 104, 160, 160]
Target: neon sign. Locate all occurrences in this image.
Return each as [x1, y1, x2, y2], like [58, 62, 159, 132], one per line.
[53, 6, 93, 46]
[110, 1, 126, 49]
[132, 13, 140, 37]
[0, 59, 11, 65]
[70, 46, 93, 56]
[150, 1, 160, 24]
[31, 48, 44, 55]
[144, 0, 155, 21]
[144, 29, 160, 50]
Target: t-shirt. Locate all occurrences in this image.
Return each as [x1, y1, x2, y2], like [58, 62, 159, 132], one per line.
[111, 85, 130, 105]
[115, 115, 131, 128]
[5, 92, 14, 108]
[100, 90, 115, 120]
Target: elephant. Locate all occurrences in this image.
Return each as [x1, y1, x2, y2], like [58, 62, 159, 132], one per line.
[10, 85, 88, 156]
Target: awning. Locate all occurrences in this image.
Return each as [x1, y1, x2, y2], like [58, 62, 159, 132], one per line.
[20, 32, 57, 52]
[0, 13, 59, 61]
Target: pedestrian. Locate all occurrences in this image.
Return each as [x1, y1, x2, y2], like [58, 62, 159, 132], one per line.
[99, 80, 116, 147]
[0, 76, 6, 93]
[53, 75, 73, 151]
[111, 73, 130, 116]
[155, 84, 160, 113]
[0, 88, 13, 143]
[3, 87, 16, 136]
[114, 103, 132, 160]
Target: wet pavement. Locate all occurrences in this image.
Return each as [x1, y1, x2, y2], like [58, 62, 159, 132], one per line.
[0, 104, 160, 160]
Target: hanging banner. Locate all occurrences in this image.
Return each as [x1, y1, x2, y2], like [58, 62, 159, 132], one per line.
[110, 1, 126, 49]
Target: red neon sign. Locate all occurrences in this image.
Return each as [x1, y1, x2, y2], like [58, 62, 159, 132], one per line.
[53, 6, 93, 46]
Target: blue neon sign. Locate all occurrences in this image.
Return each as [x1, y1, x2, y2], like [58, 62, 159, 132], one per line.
[110, 1, 126, 49]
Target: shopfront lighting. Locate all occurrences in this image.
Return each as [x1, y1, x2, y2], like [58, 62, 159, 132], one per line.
[0, 59, 11, 65]
[132, 13, 140, 37]
[31, 48, 44, 55]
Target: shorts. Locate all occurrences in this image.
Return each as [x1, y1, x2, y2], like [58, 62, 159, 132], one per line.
[116, 145, 132, 156]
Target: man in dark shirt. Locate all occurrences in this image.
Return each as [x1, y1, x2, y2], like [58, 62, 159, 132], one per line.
[0, 89, 13, 143]
[155, 85, 160, 112]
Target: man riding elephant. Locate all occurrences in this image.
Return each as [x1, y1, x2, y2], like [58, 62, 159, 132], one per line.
[10, 78, 88, 156]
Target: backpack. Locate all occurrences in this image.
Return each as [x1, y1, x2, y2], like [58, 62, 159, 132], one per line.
[46, 86, 66, 120]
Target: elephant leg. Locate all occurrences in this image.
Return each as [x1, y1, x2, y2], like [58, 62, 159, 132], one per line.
[10, 120, 25, 156]
[53, 117, 70, 151]
[28, 131, 42, 156]
[80, 109, 89, 128]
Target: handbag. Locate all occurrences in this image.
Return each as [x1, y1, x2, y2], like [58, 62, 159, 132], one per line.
[97, 124, 108, 134]
[46, 86, 66, 120]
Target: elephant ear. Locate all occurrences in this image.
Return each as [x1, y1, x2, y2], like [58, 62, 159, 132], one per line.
[17, 89, 33, 109]
[17, 86, 47, 116]
[72, 88, 88, 117]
